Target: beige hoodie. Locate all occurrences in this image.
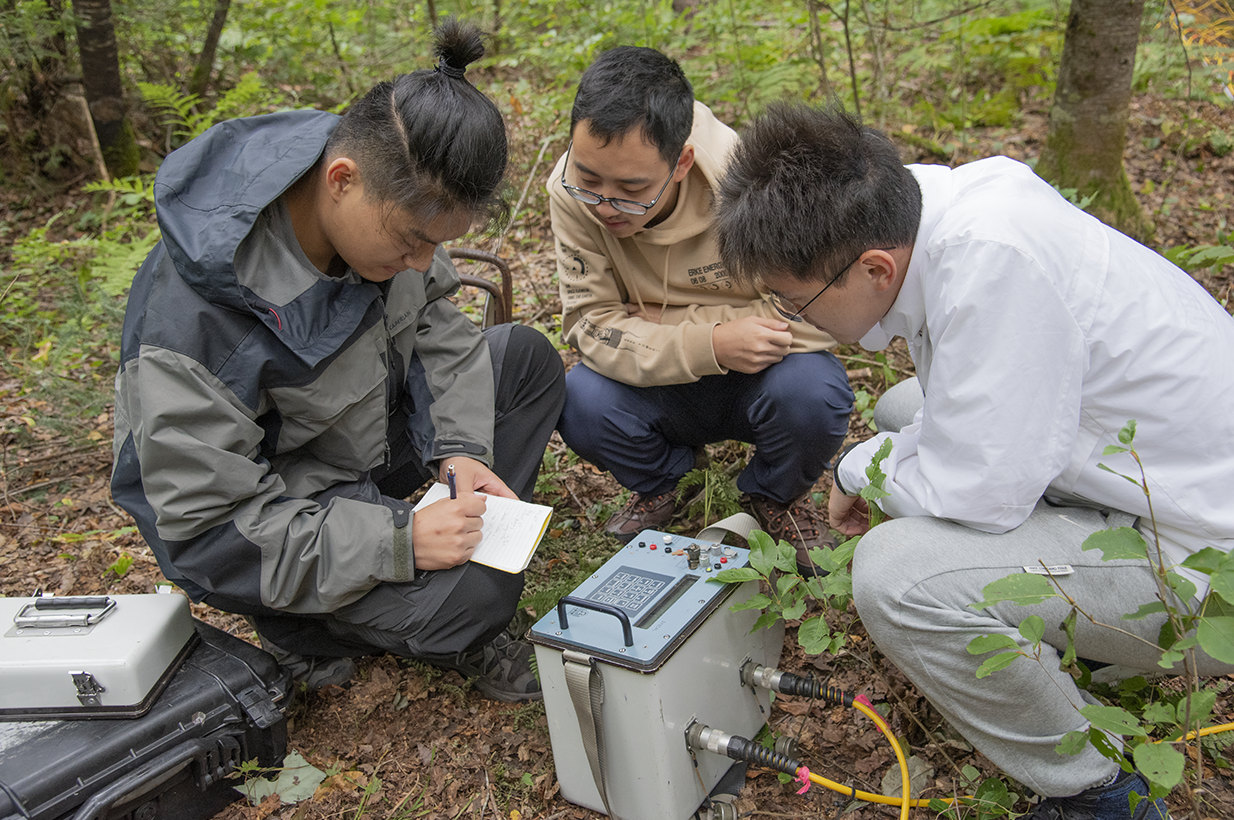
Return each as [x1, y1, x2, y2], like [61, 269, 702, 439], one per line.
[549, 102, 835, 387]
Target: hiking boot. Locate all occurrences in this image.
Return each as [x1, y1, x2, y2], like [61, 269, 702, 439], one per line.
[250, 625, 357, 693]
[425, 629, 542, 702]
[1027, 768, 1170, 820]
[746, 494, 835, 577]
[605, 489, 679, 544]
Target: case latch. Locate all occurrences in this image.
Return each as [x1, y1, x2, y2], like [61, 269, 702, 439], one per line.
[70, 671, 107, 706]
[237, 684, 282, 729]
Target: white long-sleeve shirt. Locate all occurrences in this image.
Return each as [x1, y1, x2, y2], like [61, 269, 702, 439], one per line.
[836, 157, 1234, 585]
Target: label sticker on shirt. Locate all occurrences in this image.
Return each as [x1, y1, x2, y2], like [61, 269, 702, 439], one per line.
[1023, 565, 1075, 576]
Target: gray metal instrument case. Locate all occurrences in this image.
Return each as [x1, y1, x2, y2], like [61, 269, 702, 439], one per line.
[528, 527, 784, 820]
[0, 620, 291, 820]
[0, 594, 198, 720]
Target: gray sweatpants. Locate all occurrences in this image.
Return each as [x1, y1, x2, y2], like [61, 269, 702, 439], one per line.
[854, 378, 1234, 796]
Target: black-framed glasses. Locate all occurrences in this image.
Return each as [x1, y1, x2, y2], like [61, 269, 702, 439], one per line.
[559, 140, 681, 216]
[769, 248, 893, 322]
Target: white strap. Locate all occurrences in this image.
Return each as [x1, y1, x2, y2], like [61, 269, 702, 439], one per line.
[696, 511, 760, 545]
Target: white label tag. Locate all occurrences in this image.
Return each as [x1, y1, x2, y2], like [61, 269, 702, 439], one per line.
[1023, 565, 1075, 576]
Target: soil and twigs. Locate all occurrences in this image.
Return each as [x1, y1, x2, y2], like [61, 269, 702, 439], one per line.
[3, 93, 1234, 820]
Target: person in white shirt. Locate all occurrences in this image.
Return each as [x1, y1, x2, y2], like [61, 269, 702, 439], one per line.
[714, 102, 1234, 820]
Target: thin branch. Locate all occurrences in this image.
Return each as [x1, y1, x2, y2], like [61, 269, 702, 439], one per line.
[1166, 0, 1195, 100]
[878, 0, 1002, 31]
[496, 130, 558, 256]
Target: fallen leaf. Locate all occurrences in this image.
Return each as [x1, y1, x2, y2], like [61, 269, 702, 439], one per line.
[315, 770, 367, 798]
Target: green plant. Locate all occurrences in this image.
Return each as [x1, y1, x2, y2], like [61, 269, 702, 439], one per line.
[853, 388, 877, 430]
[1052, 183, 1099, 211]
[1162, 243, 1234, 274]
[140, 72, 285, 148]
[107, 552, 134, 577]
[716, 438, 892, 654]
[677, 463, 742, 526]
[967, 421, 1234, 802]
[928, 764, 1019, 820]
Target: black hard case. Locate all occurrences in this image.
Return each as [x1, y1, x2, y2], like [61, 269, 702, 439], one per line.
[0, 621, 292, 820]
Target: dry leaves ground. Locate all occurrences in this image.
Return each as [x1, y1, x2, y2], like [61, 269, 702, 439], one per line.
[2, 92, 1234, 820]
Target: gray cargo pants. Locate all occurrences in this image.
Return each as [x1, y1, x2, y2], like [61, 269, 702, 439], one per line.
[853, 377, 1234, 797]
[239, 324, 565, 660]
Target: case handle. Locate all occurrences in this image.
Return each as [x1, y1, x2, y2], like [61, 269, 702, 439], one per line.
[557, 596, 634, 647]
[70, 736, 242, 820]
[13, 596, 117, 629]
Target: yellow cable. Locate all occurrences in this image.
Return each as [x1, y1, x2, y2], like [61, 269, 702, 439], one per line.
[804, 769, 956, 809]
[786, 697, 974, 816]
[1184, 723, 1234, 742]
[853, 698, 912, 820]
[1145, 722, 1234, 743]
[793, 717, 1234, 817]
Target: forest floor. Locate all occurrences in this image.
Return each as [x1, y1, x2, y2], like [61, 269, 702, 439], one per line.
[2, 91, 1234, 820]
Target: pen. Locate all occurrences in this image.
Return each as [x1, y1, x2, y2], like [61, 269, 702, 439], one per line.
[447, 463, 457, 499]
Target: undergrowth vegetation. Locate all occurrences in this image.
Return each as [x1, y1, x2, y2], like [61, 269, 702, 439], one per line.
[2, 0, 1230, 443]
[1, 0, 1233, 815]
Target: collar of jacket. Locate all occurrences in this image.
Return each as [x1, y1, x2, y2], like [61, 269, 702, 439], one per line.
[151, 109, 386, 368]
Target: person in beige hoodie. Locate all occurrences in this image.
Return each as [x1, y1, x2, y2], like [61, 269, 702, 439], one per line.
[550, 47, 853, 572]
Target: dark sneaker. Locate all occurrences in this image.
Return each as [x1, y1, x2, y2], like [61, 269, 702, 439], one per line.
[605, 489, 679, 544]
[1028, 768, 1170, 820]
[252, 628, 357, 693]
[746, 494, 836, 577]
[427, 630, 542, 702]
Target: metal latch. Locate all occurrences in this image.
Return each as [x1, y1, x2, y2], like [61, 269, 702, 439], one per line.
[70, 671, 107, 706]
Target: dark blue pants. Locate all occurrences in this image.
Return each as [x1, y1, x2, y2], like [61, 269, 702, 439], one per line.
[558, 351, 852, 504]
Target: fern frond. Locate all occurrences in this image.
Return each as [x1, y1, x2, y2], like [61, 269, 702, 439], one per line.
[90, 229, 160, 296]
[138, 82, 213, 140]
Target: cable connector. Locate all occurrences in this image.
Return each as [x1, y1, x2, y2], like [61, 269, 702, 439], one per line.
[741, 663, 853, 706]
[686, 722, 801, 775]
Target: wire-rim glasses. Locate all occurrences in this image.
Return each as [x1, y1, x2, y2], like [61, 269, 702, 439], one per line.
[769, 248, 893, 322]
[559, 140, 682, 216]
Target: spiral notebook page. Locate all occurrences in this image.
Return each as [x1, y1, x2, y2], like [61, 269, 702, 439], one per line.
[413, 483, 553, 573]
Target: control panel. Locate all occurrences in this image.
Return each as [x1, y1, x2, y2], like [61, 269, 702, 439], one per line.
[528, 530, 751, 672]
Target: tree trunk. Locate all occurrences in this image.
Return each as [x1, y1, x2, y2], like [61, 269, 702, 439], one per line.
[71, 0, 139, 177]
[1035, 0, 1151, 241]
[188, 0, 231, 98]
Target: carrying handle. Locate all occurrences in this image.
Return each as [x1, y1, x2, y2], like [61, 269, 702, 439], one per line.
[70, 736, 241, 820]
[557, 596, 634, 647]
[13, 596, 116, 629]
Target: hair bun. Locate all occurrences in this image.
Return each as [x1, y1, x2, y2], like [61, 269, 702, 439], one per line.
[434, 17, 486, 79]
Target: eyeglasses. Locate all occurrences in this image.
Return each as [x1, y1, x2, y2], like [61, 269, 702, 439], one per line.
[769, 248, 893, 322]
[560, 140, 681, 216]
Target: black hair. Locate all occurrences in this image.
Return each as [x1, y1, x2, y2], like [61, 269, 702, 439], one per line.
[715, 103, 922, 287]
[570, 46, 694, 164]
[325, 18, 508, 226]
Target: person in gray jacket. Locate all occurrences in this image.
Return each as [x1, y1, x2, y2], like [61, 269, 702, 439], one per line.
[111, 21, 565, 701]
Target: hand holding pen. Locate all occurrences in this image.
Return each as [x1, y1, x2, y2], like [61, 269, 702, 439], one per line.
[410, 460, 486, 571]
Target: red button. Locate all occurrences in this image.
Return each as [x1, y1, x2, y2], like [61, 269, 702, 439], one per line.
[720, 557, 728, 564]
[650, 544, 657, 550]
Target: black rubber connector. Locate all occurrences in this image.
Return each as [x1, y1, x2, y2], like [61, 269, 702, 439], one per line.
[724, 735, 802, 775]
[774, 671, 854, 707]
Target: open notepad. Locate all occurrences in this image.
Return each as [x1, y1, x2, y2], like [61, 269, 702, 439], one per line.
[412, 483, 553, 574]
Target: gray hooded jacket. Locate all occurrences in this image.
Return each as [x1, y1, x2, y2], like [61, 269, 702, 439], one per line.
[112, 110, 495, 614]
